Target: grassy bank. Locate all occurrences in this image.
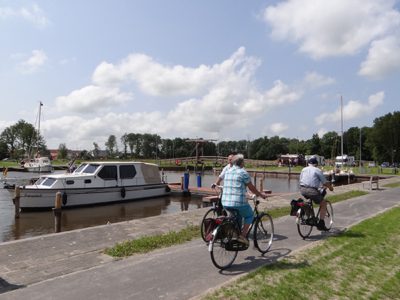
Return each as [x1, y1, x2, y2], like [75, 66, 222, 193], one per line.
[204, 207, 400, 300]
[105, 190, 368, 257]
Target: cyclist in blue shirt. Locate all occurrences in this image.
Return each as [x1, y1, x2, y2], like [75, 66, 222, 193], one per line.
[299, 156, 333, 231]
[221, 154, 267, 245]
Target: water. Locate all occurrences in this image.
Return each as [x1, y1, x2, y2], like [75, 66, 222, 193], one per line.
[0, 170, 299, 243]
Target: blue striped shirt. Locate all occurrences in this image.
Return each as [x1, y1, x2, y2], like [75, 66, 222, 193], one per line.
[221, 165, 251, 206]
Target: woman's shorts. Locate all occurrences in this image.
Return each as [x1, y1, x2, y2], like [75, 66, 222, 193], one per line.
[224, 203, 254, 225]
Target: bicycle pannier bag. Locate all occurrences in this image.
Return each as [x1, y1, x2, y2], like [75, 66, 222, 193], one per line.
[290, 198, 304, 216]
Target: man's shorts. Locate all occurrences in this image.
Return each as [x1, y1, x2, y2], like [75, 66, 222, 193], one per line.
[224, 203, 254, 225]
[300, 186, 324, 204]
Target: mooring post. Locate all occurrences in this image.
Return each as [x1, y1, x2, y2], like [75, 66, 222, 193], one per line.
[13, 186, 20, 219]
[253, 172, 257, 187]
[259, 178, 264, 192]
[53, 191, 62, 233]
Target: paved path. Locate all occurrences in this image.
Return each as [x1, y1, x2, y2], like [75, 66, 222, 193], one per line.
[0, 177, 399, 299]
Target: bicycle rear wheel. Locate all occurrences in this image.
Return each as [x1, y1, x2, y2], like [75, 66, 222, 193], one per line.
[253, 213, 274, 254]
[318, 200, 334, 230]
[200, 208, 219, 242]
[296, 207, 313, 239]
[209, 221, 239, 270]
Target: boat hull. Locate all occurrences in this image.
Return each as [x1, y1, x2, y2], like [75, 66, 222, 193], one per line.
[18, 184, 170, 209]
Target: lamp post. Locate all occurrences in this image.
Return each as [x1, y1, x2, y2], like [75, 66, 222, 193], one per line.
[359, 127, 362, 174]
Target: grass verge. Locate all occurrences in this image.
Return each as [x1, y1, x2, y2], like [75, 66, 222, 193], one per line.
[105, 190, 368, 257]
[104, 225, 199, 257]
[382, 182, 400, 188]
[204, 207, 400, 300]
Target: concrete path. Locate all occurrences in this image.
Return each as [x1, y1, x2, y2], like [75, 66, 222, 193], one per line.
[0, 177, 399, 299]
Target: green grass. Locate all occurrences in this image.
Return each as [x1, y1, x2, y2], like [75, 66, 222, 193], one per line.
[104, 225, 199, 257]
[382, 182, 400, 188]
[204, 207, 400, 300]
[105, 190, 368, 257]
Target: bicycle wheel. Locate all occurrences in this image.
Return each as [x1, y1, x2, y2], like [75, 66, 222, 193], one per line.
[318, 200, 334, 230]
[200, 208, 219, 242]
[296, 207, 313, 239]
[209, 221, 239, 270]
[253, 213, 274, 254]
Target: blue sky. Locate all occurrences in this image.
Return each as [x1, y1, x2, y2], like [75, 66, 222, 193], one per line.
[1, 0, 399, 150]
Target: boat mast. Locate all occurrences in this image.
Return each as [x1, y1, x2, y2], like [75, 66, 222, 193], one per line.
[340, 95, 344, 160]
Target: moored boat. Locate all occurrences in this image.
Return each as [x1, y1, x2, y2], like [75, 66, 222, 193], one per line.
[23, 156, 53, 173]
[14, 161, 170, 209]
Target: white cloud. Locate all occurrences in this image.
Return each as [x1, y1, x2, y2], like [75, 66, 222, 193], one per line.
[359, 35, 400, 79]
[270, 122, 289, 135]
[55, 85, 132, 113]
[263, 0, 400, 59]
[303, 72, 335, 89]
[315, 91, 384, 125]
[51, 47, 303, 148]
[17, 50, 47, 74]
[0, 4, 49, 28]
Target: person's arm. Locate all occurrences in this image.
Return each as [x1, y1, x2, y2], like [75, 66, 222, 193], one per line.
[247, 182, 267, 199]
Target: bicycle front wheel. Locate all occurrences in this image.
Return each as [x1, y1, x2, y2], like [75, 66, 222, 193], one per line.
[209, 221, 238, 270]
[297, 208, 313, 239]
[200, 208, 219, 242]
[253, 213, 274, 254]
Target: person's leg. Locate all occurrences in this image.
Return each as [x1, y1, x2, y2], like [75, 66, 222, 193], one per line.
[237, 204, 253, 243]
[319, 199, 327, 221]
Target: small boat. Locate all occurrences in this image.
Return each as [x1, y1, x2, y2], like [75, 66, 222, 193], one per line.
[23, 156, 53, 173]
[324, 168, 356, 184]
[13, 161, 170, 209]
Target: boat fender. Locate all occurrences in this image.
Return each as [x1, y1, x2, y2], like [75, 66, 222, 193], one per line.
[62, 192, 68, 205]
[165, 186, 171, 192]
[121, 187, 126, 198]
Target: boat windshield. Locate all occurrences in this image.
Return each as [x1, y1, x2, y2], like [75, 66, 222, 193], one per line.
[74, 163, 101, 174]
[35, 177, 56, 187]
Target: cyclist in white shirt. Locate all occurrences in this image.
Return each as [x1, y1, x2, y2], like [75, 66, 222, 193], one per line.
[299, 156, 333, 231]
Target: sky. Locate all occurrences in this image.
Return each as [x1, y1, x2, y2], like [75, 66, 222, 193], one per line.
[1, 0, 399, 151]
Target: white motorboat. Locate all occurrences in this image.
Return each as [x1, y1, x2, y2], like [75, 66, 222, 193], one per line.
[23, 156, 53, 173]
[15, 161, 170, 209]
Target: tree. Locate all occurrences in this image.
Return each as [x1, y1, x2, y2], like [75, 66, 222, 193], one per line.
[92, 142, 100, 159]
[367, 112, 400, 163]
[0, 119, 45, 159]
[58, 143, 68, 160]
[105, 135, 117, 157]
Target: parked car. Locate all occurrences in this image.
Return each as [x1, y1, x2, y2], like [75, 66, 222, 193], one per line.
[381, 162, 390, 168]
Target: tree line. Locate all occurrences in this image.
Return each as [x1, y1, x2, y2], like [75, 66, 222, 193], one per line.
[1, 111, 399, 164]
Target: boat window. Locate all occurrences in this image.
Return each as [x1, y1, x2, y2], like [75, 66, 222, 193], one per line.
[66, 180, 74, 185]
[35, 177, 46, 185]
[120, 165, 137, 179]
[84, 179, 91, 184]
[98, 166, 117, 180]
[74, 164, 87, 173]
[42, 178, 56, 187]
[82, 164, 100, 174]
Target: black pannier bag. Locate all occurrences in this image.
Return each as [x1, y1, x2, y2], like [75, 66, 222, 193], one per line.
[290, 198, 304, 216]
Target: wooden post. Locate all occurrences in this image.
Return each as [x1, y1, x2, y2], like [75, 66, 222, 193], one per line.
[259, 178, 264, 192]
[13, 186, 20, 219]
[53, 192, 62, 233]
[253, 172, 257, 187]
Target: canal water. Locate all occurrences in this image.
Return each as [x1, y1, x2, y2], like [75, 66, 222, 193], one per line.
[0, 170, 299, 243]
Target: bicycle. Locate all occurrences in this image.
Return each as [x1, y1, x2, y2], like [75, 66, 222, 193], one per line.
[208, 188, 274, 270]
[200, 185, 227, 242]
[293, 194, 334, 239]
